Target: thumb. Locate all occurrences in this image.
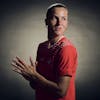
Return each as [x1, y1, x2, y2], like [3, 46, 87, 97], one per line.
[29, 56, 34, 66]
[35, 61, 38, 67]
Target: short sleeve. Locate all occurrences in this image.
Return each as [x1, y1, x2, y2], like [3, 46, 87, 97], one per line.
[36, 44, 40, 61]
[55, 46, 77, 77]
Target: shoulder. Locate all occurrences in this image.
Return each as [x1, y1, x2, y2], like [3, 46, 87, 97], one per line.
[59, 37, 77, 56]
[60, 37, 73, 47]
[38, 40, 48, 48]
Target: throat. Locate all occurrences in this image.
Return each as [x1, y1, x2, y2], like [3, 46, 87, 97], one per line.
[48, 35, 64, 49]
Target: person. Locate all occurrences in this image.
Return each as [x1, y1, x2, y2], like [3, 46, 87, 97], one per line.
[12, 3, 78, 100]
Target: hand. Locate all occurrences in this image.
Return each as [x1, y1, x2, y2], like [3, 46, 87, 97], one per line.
[11, 56, 38, 81]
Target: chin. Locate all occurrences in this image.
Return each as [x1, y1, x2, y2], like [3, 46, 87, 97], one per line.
[55, 31, 63, 36]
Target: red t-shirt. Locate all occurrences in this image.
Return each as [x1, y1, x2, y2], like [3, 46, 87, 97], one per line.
[35, 36, 78, 100]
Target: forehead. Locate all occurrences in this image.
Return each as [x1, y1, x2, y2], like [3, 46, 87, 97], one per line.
[51, 7, 68, 15]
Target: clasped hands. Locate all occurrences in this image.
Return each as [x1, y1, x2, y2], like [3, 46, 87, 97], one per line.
[11, 56, 38, 81]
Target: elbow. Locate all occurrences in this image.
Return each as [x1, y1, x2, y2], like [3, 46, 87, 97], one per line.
[59, 92, 66, 98]
[56, 89, 67, 98]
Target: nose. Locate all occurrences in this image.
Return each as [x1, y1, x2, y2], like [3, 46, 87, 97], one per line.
[56, 18, 61, 26]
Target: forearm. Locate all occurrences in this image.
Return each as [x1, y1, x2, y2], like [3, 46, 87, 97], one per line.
[31, 72, 69, 98]
[11, 56, 69, 97]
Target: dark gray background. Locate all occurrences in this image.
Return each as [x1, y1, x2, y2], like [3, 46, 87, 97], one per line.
[0, 0, 100, 100]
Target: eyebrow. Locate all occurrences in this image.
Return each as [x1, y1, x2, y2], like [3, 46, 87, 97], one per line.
[53, 14, 67, 17]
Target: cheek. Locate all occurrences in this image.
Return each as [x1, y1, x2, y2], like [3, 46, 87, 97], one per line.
[63, 22, 68, 29]
[51, 21, 57, 26]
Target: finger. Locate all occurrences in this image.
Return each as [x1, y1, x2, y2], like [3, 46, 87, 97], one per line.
[12, 68, 31, 81]
[12, 59, 24, 69]
[13, 67, 27, 77]
[11, 62, 23, 71]
[16, 56, 27, 67]
[35, 61, 38, 66]
[16, 56, 29, 70]
[12, 68, 22, 74]
[30, 56, 34, 66]
[11, 62, 30, 77]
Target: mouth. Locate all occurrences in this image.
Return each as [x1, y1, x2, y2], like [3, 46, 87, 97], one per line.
[55, 26, 62, 31]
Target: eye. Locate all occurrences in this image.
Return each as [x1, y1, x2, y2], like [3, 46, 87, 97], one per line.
[62, 17, 67, 21]
[51, 16, 57, 21]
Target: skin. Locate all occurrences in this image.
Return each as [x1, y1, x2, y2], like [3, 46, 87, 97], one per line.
[12, 7, 71, 98]
[46, 7, 68, 43]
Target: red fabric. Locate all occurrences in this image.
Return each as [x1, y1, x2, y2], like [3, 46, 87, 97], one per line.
[35, 37, 78, 100]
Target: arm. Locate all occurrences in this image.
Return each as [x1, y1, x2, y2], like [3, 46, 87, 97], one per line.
[33, 45, 77, 97]
[32, 72, 71, 98]
[11, 56, 71, 98]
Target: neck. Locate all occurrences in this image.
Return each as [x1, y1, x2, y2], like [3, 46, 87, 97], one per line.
[48, 35, 64, 44]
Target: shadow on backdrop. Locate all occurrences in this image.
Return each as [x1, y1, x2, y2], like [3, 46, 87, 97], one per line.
[0, 0, 100, 100]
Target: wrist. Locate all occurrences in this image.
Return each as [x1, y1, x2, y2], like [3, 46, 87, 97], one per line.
[31, 71, 38, 81]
